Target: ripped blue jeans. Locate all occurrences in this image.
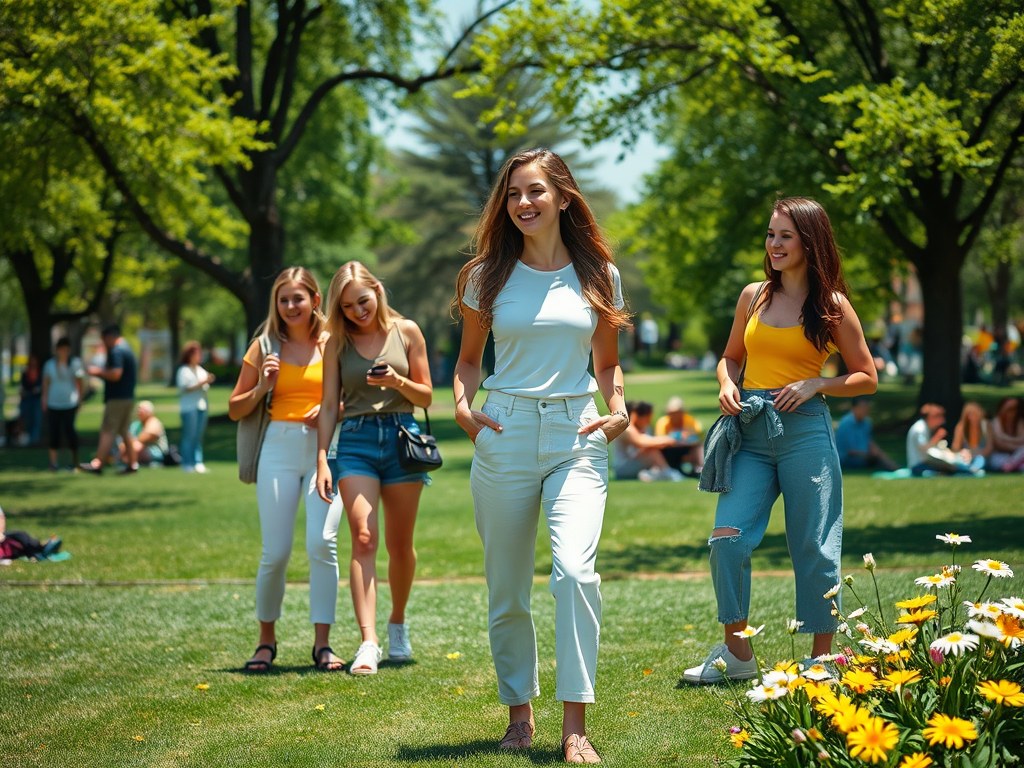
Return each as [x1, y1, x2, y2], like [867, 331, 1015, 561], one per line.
[709, 389, 842, 634]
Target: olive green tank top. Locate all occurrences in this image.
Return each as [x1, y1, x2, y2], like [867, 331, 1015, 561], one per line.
[339, 323, 415, 419]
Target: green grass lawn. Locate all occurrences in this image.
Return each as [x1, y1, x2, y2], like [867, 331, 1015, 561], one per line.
[2, 371, 1023, 766]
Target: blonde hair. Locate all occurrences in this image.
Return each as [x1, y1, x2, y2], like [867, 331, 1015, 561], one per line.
[957, 401, 987, 450]
[325, 261, 403, 353]
[255, 267, 325, 344]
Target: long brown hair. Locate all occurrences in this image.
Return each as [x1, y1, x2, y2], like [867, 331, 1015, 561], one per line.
[255, 267, 325, 344]
[758, 197, 848, 352]
[453, 148, 631, 330]
[325, 261, 403, 354]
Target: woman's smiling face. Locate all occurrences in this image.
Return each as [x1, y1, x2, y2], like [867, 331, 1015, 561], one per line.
[277, 281, 316, 329]
[506, 162, 566, 237]
[339, 281, 379, 330]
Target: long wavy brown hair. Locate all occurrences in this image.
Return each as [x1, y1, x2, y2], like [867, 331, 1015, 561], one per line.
[758, 197, 849, 352]
[453, 148, 631, 330]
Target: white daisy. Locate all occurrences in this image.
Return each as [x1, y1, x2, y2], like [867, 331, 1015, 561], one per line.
[763, 670, 799, 687]
[746, 683, 789, 701]
[733, 624, 765, 638]
[801, 664, 834, 681]
[848, 607, 867, 619]
[999, 597, 1024, 619]
[964, 601, 1003, 620]
[710, 656, 728, 673]
[856, 622, 871, 634]
[860, 637, 900, 655]
[823, 584, 841, 599]
[863, 553, 876, 571]
[972, 559, 1015, 578]
[786, 619, 804, 634]
[967, 620, 1005, 642]
[914, 573, 955, 589]
[930, 632, 980, 656]
[936, 533, 972, 545]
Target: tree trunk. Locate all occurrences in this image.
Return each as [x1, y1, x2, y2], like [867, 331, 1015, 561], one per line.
[984, 259, 1011, 337]
[167, 276, 184, 386]
[27, 304, 55, 365]
[915, 244, 965, 416]
[243, 161, 285, 338]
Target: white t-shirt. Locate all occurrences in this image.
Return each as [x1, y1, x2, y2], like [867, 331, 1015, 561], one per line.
[462, 260, 624, 398]
[906, 418, 931, 467]
[177, 364, 211, 412]
[42, 357, 85, 409]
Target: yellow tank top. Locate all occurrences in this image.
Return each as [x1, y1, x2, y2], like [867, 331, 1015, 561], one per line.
[242, 349, 323, 422]
[742, 312, 834, 389]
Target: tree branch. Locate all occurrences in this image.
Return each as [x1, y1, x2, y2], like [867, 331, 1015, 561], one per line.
[214, 164, 250, 219]
[269, 1, 322, 143]
[72, 113, 249, 304]
[872, 207, 925, 265]
[235, 0, 256, 118]
[967, 75, 1023, 148]
[257, 0, 291, 126]
[829, 0, 878, 82]
[50, 231, 119, 322]
[959, 110, 1024, 254]
[765, 1, 816, 64]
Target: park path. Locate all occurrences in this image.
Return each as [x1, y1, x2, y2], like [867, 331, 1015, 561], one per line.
[0, 566, 922, 588]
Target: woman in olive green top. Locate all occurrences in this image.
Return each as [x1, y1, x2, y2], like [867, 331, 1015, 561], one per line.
[316, 261, 433, 675]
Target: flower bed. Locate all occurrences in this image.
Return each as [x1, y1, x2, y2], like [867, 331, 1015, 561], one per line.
[721, 534, 1024, 766]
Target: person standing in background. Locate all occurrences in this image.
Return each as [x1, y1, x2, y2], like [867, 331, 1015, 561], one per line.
[177, 341, 215, 474]
[18, 354, 43, 446]
[80, 325, 137, 475]
[42, 337, 85, 471]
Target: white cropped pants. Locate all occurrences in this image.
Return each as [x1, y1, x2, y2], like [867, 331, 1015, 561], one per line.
[255, 421, 344, 625]
[471, 391, 609, 705]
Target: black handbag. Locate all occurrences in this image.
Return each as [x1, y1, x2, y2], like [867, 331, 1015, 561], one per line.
[397, 409, 443, 472]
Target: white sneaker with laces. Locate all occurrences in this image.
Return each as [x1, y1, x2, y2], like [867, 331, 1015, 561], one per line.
[350, 641, 383, 675]
[683, 643, 759, 684]
[194, 463, 210, 474]
[387, 622, 412, 660]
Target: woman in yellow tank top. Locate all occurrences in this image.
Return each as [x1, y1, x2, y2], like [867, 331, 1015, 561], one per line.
[229, 267, 345, 674]
[684, 198, 877, 685]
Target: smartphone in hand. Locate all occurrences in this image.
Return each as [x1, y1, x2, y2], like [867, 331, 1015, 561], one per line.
[368, 363, 388, 376]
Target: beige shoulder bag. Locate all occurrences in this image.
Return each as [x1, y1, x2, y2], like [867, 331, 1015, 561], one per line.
[237, 335, 279, 484]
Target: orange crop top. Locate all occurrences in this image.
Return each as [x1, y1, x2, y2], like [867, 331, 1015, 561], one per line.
[242, 348, 323, 422]
[742, 312, 835, 390]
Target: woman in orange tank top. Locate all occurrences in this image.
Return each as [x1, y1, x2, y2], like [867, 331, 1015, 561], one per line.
[229, 267, 345, 674]
[684, 198, 877, 685]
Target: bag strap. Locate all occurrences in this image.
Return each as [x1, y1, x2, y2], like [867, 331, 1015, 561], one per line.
[736, 281, 768, 389]
[259, 335, 280, 408]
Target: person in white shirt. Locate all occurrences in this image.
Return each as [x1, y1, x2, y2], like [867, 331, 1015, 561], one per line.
[42, 337, 85, 471]
[906, 403, 948, 474]
[176, 341, 215, 473]
[453, 148, 631, 764]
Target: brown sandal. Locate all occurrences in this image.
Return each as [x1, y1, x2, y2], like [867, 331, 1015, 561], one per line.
[562, 733, 601, 763]
[498, 720, 535, 750]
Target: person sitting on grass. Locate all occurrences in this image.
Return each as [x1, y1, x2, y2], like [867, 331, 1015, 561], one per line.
[0, 505, 62, 563]
[834, 396, 897, 471]
[951, 401, 992, 473]
[905, 403, 981, 476]
[989, 396, 1024, 472]
[117, 401, 168, 467]
[613, 401, 685, 481]
[653, 396, 704, 474]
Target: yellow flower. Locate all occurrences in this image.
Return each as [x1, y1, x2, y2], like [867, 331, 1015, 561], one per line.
[899, 753, 933, 768]
[314, 704, 325, 710]
[923, 713, 978, 749]
[847, 717, 899, 763]
[842, 669, 878, 694]
[446, 652, 461, 660]
[897, 609, 938, 625]
[814, 692, 855, 718]
[881, 670, 922, 689]
[977, 680, 1024, 707]
[888, 628, 918, 646]
[939, 676, 952, 687]
[896, 595, 937, 610]
[643, 669, 653, 676]
[774, 660, 800, 675]
[730, 729, 750, 748]
[996, 614, 1024, 647]
[832, 705, 872, 734]
[802, 681, 834, 701]
[807, 727, 823, 741]
[194, 683, 209, 691]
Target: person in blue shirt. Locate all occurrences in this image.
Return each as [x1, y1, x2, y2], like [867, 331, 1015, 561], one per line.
[835, 396, 897, 471]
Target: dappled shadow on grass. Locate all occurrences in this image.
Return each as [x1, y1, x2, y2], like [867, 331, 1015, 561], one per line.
[395, 739, 562, 764]
[594, 515, 1024, 575]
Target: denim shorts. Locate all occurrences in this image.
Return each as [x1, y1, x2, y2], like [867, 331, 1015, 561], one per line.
[331, 413, 431, 487]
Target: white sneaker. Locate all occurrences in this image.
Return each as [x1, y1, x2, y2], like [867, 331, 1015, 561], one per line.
[637, 468, 656, 482]
[350, 640, 383, 675]
[194, 463, 210, 474]
[387, 622, 412, 661]
[683, 643, 759, 684]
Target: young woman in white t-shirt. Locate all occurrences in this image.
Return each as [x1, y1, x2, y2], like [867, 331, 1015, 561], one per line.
[176, 341, 215, 473]
[453, 148, 631, 764]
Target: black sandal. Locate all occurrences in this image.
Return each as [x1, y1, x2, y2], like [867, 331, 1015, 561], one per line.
[313, 645, 345, 671]
[244, 643, 277, 673]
